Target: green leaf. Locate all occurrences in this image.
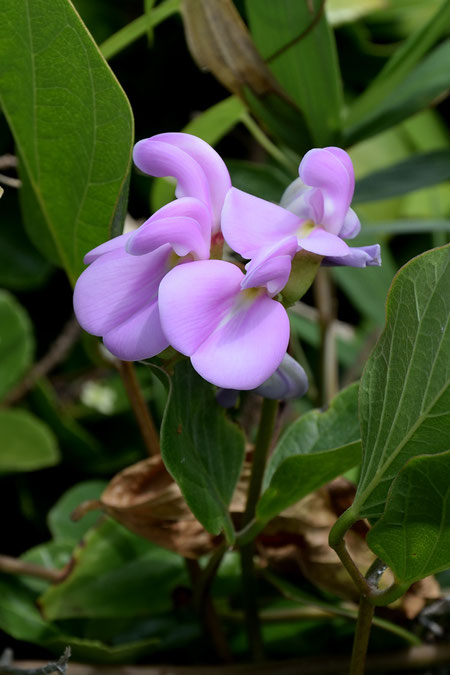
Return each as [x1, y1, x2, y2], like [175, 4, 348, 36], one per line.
[354, 245, 450, 519]
[245, 0, 343, 145]
[0, 409, 60, 473]
[367, 450, 450, 584]
[345, 39, 450, 145]
[150, 96, 246, 212]
[345, 0, 450, 130]
[0, 575, 59, 644]
[0, 0, 134, 284]
[40, 518, 187, 619]
[48, 480, 107, 545]
[0, 291, 34, 400]
[160, 361, 245, 537]
[353, 150, 450, 204]
[257, 384, 361, 522]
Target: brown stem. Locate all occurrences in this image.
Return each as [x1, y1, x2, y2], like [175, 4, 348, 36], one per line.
[116, 360, 160, 456]
[3, 316, 80, 406]
[0, 554, 71, 584]
[185, 559, 232, 663]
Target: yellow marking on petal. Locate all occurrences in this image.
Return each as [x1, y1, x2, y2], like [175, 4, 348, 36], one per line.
[297, 220, 316, 239]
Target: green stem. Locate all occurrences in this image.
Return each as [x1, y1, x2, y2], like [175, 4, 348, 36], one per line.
[350, 595, 375, 675]
[242, 399, 279, 527]
[329, 507, 410, 606]
[239, 398, 279, 661]
[100, 0, 180, 60]
[241, 113, 298, 175]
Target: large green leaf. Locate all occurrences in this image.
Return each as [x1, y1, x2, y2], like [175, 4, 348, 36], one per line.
[0, 291, 34, 401]
[257, 384, 361, 522]
[0, 409, 60, 473]
[48, 480, 107, 545]
[160, 361, 245, 538]
[368, 450, 450, 584]
[40, 518, 187, 620]
[0, 0, 133, 284]
[354, 245, 450, 519]
[345, 39, 450, 145]
[353, 150, 450, 204]
[227, 159, 291, 203]
[245, 0, 343, 146]
[345, 0, 450, 131]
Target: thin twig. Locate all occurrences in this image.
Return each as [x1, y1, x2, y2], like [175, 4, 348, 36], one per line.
[10, 645, 450, 673]
[185, 558, 233, 663]
[116, 360, 160, 456]
[0, 647, 70, 674]
[0, 155, 18, 171]
[0, 174, 21, 188]
[0, 554, 71, 584]
[3, 316, 80, 406]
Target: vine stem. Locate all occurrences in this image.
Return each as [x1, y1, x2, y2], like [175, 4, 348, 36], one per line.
[116, 360, 160, 456]
[350, 595, 375, 675]
[239, 398, 279, 661]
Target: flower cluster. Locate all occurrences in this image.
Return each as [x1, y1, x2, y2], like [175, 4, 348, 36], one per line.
[74, 133, 380, 393]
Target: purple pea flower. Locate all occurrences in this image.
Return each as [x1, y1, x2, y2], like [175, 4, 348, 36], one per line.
[158, 259, 290, 390]
[74, 133, 231, 361]
[222, 146, 381, 270]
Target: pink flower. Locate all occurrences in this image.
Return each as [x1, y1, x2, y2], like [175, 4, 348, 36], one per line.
[158, 259, 290, 390]
[74, 133, 231, 361]
[222, 146, 380, 269]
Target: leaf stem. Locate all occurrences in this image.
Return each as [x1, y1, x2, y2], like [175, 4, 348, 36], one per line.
[240, 113, 298, 175]
[100, 0, 180, 61]
[239, 398, 279, 661]
[350, 595, 375, 675]
[116, 360, 160, 456]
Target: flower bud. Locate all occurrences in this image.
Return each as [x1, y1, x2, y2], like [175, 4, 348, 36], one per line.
[254, 353, 308, 400]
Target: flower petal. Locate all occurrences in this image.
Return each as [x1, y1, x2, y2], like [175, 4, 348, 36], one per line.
[74, 244, 171, 337]
[280, 178, 324, 224]
[298, 227, 350, 256]
[127, 216, 208, 259]
[339, 207, 361, 239]
[192, 292, 290, 390]
[133, 139, 211, 212]
[103, 301, 168, 361]
[222, 188, 300, 258]
[299, 148, 353, 234]
[242, 237, 297, 296]
[83, 232, 132, 264]
[324, 146, 355, 197]
[150, 133, 231, 230]
[158, 260, 243, 356]
[144, 197, 211, 248]
[322, 244, 381, 268]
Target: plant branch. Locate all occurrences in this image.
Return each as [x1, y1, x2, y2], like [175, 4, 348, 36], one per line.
[239, 398, 279, 661]
[116, 360, 160, 456]
[313, 268, 338, 406]
[185, 558, 232, 663]
[0, 555, 71, 584]
[0, 647, 70, 674]
[240, 112, 298, 175]
[3, 316, 80, 406]
[10, 645, 450, 673]
[350, 595, 375, 675]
